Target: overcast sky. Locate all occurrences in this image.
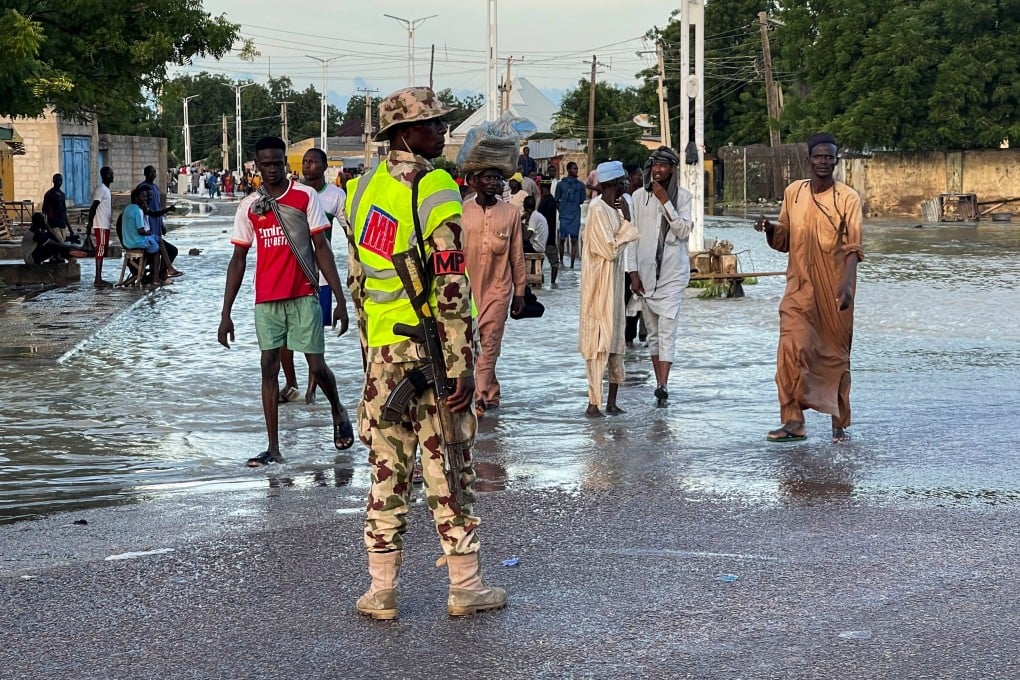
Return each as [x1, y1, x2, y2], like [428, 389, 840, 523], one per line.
[190, 0, 677, 108]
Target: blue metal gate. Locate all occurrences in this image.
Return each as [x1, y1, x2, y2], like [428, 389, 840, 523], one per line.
[61, 135, 91, 207]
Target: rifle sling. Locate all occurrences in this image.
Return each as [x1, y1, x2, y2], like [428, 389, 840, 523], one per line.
[410, 171, 431, 289]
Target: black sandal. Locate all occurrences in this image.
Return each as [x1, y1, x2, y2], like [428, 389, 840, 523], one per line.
[246, 450, 282, 468]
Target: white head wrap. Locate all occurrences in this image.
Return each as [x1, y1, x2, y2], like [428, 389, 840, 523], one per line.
[595, 161, 625, 184]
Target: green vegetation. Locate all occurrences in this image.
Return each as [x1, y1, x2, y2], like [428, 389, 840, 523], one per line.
[0, 2, 237, 120]
[552, 81, 651, 166]
[775, 0, 1020, 150]
[558, 0, 1020, 156]
[689, 276, 759, 299]
[105, 77, 487, 169]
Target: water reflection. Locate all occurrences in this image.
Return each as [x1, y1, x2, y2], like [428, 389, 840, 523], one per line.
[777, 448, 860, 503]
[0, 213, 1018, 519]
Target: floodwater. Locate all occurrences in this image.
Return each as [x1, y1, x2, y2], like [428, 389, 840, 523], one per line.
[1, 211, 1018, 522]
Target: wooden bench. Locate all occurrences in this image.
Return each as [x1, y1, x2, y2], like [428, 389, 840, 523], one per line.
[524, 252, 544, 286]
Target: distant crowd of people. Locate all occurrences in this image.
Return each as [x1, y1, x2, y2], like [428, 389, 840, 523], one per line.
[171, 165, 252, 198]
[170, 162, 374, 200]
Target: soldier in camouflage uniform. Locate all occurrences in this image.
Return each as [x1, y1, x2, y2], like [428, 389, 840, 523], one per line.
[343, 87, 507, 620]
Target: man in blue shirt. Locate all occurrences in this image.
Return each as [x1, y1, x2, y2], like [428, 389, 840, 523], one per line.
[136, 165, 183, 278]
[517, 145, 537, 177]
[554, 161, 585, 268]
[121, 187, 166, 286]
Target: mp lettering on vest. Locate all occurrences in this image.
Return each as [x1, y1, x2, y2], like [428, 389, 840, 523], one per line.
[361, 206, 399, 260]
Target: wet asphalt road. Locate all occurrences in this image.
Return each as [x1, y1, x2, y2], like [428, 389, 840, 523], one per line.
[3, 481, 1019, 679]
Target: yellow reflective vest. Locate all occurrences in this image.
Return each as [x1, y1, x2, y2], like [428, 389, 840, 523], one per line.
[346, 166, 462, 348]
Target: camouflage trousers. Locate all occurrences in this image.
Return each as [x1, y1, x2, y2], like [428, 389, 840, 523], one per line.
[358, 359, 481, 555]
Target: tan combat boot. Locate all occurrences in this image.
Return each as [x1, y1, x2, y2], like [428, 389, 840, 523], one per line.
[444, 552, 508, 617]
[356, 551, 401, 620]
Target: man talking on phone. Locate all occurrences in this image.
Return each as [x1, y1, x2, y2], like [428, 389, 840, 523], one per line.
[624, 146, 693, 407]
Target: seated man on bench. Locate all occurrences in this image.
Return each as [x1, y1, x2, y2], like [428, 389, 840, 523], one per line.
[21, 212, 87, 264]
[120, 187, 167, 286]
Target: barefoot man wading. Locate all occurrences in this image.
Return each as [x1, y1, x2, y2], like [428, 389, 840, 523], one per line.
[754, 132, 863, 444]
[579, 161, 640, 417]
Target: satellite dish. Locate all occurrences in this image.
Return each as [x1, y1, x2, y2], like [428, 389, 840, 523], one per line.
[632, 113, 656, 129]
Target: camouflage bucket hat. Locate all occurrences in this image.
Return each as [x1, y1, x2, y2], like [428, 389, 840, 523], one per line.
[374, 87, 452, 142]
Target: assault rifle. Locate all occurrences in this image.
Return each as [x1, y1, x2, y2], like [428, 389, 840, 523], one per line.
[381, 248, 468, 510]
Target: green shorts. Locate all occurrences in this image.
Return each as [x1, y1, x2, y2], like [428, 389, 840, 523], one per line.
[253, 295, 325, 354]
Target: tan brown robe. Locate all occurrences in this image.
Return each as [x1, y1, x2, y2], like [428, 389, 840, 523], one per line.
[463, 198, 526, 408]
[770, 180, 864, 427]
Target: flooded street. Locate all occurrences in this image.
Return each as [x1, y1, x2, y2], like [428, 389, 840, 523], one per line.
[1, 212, 1019, 521]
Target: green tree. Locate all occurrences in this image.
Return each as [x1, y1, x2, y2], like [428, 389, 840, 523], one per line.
[344, 95, 367, 124]
[775, 0, 1020, 149]
[436, 89, 484, 129]
[553, 80, 649, 166]
[639, 1, 776, 152]
[153, 73, 238, 165]
[147, 74, 342, 167]
[0, 1, 238, 120]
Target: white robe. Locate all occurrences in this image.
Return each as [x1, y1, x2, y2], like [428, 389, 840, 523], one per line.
[579, 197, 640, 359]
[624, 186, 694, 318]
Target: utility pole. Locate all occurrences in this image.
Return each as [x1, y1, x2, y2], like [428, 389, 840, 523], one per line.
[584, 55, 608, 174]
[182, 94, 199, 167]
[307, 55, 343, 158]
[357, 87, 379, 168]
[485, 0, 499, 121]
[221, 115, 230, 171]
[759, 10, 784, 199]
[680, 0, 706, 252]
[656, 42, 671, 149]
[277, 101, 293, 152]
[384, 14, 437, 86]
[429, 44, 435, 90]
[499, 56, 523, 113]
[235, 82, 256, 174]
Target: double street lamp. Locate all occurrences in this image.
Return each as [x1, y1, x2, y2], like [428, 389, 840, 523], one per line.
[384, 14, 437, 87]
[306, 55, 343, 158]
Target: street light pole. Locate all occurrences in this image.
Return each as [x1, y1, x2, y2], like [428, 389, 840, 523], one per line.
[182, 94, 199, 167]
[384, 14, 437, 86]
[307, 55, 342, 157]
[485, 0, 499, 121]
[234, 82, 256, 173]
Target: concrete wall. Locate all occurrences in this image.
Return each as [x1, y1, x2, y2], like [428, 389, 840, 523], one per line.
[961, 149, 1020, 202]
[843, 152, 948, 217]
[721, 146, 1020, 217]
[99, 134, 168, 193]
[0, 114, 172, 209]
